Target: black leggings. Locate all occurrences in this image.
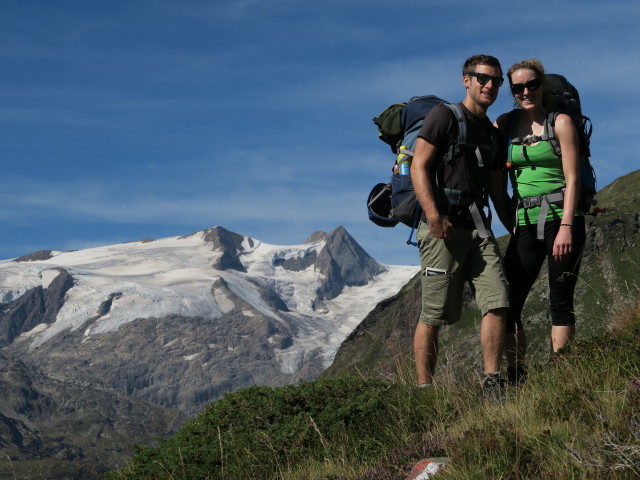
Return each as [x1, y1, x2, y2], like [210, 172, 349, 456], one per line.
[505, 216, 586, 333]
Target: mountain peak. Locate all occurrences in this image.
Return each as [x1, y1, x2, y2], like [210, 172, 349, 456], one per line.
[201, 226, 254, 272]
[14, 250, 55, 262]
[314, 226, 386, 301]
[306, 231, 328, 243]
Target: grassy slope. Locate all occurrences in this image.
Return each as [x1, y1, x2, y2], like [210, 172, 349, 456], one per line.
[105, 301, 640, 479]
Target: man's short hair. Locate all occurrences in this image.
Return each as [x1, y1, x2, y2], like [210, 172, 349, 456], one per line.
[463, 55, 502, 75]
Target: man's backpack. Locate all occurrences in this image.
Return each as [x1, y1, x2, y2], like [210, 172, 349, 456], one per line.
[367, 96, 451, 230]
[367, 96, 493, 243]
[506, 73, 597, 238]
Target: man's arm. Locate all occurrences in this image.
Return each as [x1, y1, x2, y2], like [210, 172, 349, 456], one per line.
[490, 114, 514, 233]
[486, 168, 513, 233]
[410, 137, 454, 240]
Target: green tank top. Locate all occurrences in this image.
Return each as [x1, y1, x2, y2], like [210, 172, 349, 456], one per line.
[510, 140, 566, 226]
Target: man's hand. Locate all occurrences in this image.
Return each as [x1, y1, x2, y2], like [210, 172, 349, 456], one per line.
[429, 215, 454, 241]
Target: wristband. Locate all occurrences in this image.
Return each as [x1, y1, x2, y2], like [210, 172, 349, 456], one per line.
[560, 223, 572, 227]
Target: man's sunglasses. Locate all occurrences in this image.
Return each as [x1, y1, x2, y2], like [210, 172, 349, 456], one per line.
[465, 71, 504, 88]
[510, 78, 541, 95]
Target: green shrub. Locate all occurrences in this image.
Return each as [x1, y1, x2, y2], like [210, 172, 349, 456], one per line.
[105, 376, 438, 479]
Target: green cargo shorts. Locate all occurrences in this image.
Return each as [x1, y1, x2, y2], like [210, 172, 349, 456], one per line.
[417, 221, 510, 326]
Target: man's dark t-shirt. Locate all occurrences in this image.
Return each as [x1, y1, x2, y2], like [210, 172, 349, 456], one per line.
[417, 102, 502, 226]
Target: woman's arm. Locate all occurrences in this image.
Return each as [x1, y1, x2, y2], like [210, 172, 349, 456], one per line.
[552, 113, 580, 261]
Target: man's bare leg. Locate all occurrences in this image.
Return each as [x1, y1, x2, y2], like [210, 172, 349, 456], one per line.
[480, 308, 507, 374]
[414, 322, 439, 385]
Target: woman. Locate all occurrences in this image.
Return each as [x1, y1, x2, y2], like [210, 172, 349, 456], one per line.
[495, 59, 586, 384]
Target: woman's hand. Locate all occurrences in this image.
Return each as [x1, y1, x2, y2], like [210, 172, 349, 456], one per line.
[552, 225, 573, 261]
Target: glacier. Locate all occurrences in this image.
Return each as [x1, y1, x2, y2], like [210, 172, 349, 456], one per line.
[0, 227, 419, 376]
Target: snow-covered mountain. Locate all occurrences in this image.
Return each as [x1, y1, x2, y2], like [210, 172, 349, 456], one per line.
[0, 225, 418, 415]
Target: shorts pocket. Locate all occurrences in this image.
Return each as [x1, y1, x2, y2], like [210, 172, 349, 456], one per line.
[420, 271, 452, 320]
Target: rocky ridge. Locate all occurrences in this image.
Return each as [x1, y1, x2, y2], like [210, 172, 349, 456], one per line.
[0, 351, 183, 479]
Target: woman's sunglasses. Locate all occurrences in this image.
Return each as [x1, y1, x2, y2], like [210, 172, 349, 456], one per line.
[465, 71, 504, 87]
[510, 78, 541, 95]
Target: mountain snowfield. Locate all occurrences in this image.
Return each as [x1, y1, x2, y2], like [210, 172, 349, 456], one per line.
[0, 226, 418, 412]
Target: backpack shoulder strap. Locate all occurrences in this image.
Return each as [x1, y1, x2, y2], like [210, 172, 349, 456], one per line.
[544, 111, 561, 157]
[546, 111, 594, 160]
[443, 102, 489, 168]
[436, 102, 463, 166]
[443, 102, 467, 145]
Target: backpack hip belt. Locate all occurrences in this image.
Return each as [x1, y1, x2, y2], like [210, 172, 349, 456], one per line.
[517, 190, 565, 240]
[438, 188, 491, 238]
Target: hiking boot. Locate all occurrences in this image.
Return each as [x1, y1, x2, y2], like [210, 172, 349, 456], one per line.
[507, 366, 527, 386]
[482, 372, 506, 405]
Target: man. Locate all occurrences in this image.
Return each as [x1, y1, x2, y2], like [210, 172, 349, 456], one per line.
[410, 54, 510, 403]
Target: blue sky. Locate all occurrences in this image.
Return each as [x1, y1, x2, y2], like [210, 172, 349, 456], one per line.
[1, 0, 638, 266]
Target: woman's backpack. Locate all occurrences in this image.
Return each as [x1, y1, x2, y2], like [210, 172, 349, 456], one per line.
[506, 73, 598, 239]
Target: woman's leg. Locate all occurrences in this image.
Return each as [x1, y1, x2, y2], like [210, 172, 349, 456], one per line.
[545, 217, 587, 352]
[504, 225, 546, 369]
